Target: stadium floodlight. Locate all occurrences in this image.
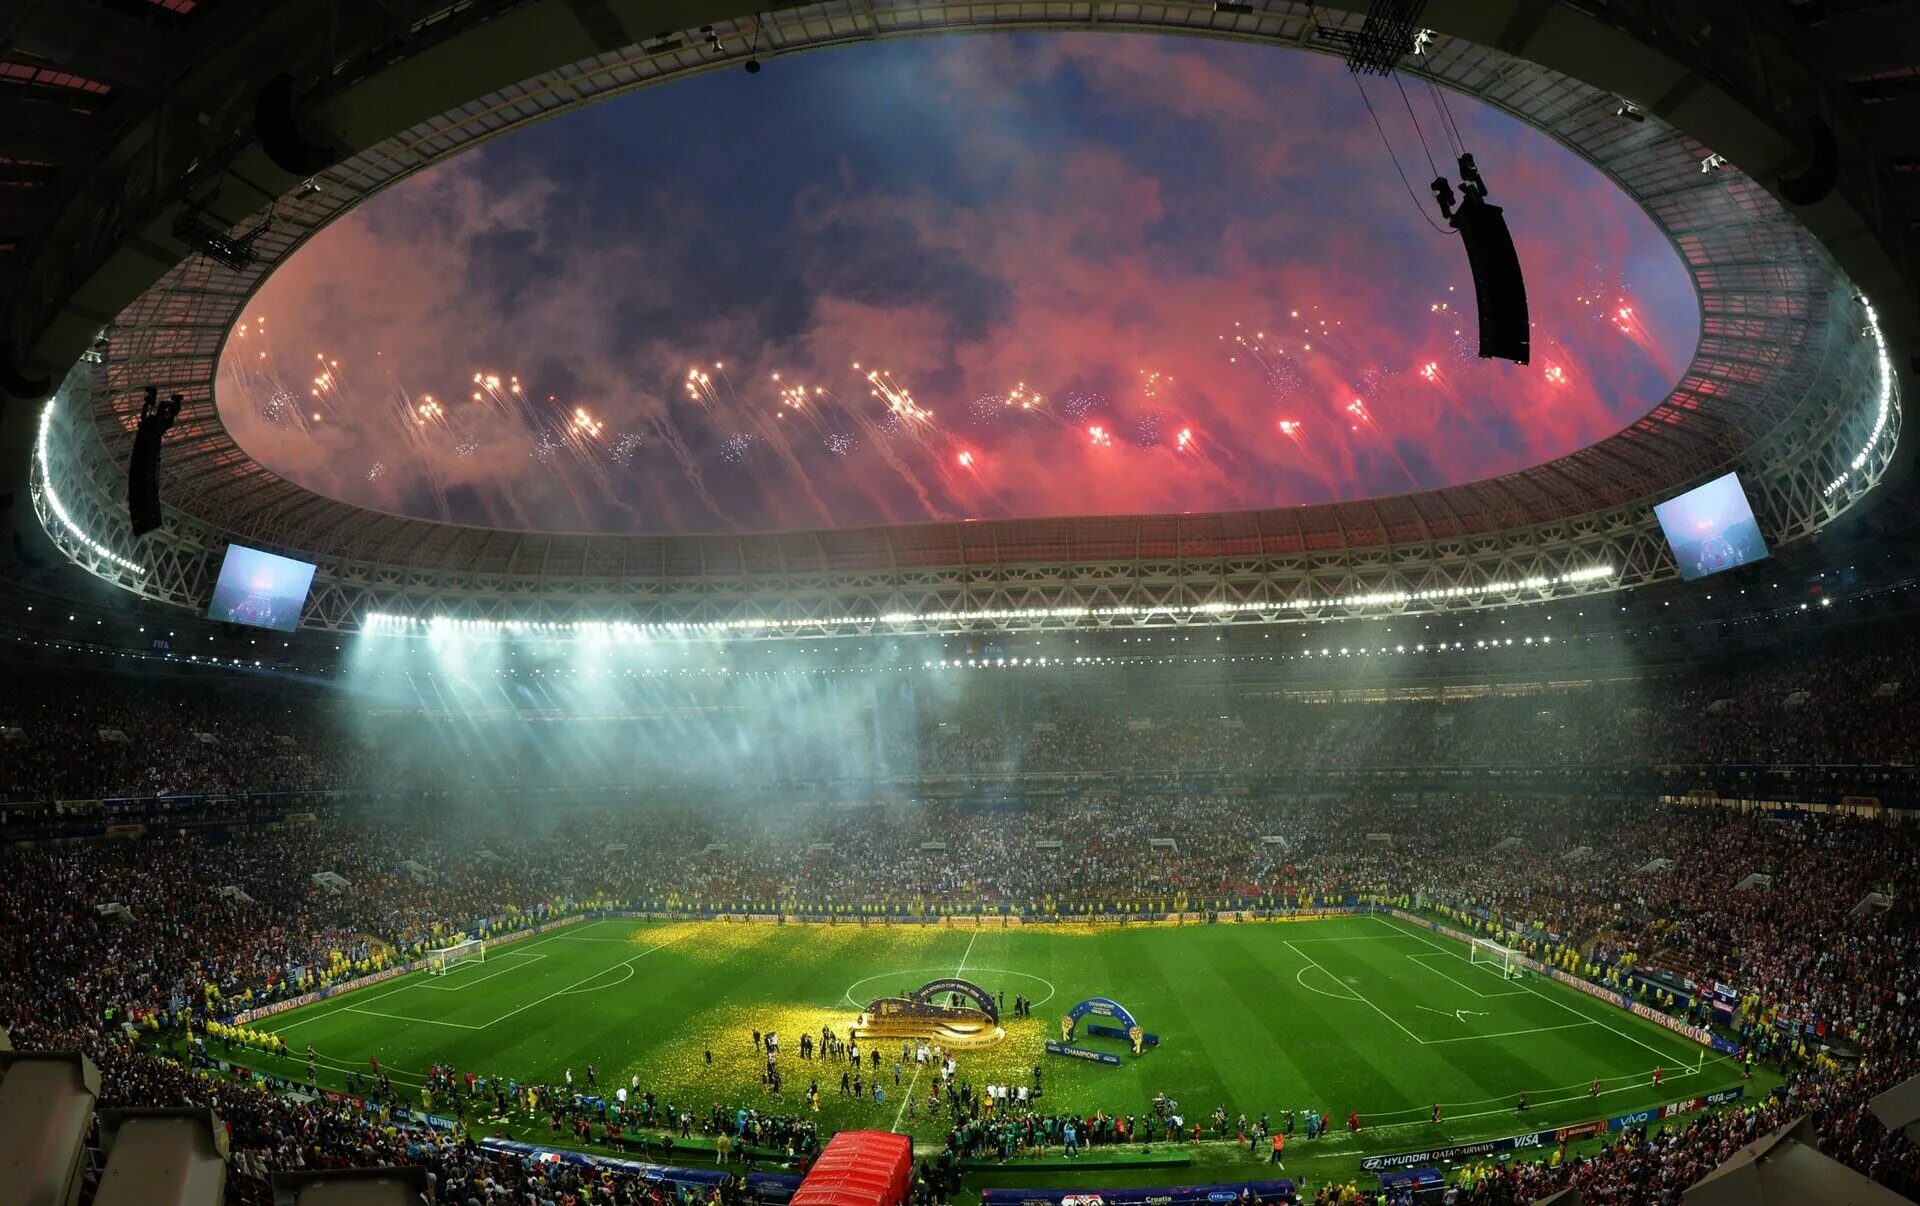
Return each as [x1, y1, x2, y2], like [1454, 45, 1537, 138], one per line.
[0, 1050, 101, 1206]
[94, 1108, 229, 1206]
[1870, 1073, 1920, 1144]
[365, 565, 1619, 644]
[272, 1167, 430, 1205]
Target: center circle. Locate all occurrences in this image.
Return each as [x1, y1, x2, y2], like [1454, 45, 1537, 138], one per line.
[840, 967, 1057, 1011]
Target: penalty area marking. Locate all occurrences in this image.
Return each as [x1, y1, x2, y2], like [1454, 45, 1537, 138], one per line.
[1405, 951, 1527, 998]
[1421, 1019, 1597, 1044]
[477, 937, 680, 1029]
[1369, 914, 1715, 1068]
[342, 1005, 486, 1030]
[1286, 940, 1427, 1045]
[416, 952, 547, 992]
[252, 919, 639, 1034]
[1293, 963, 1364, 1002]
[557, 962, 637, 994]
[841, 966, 1056, 1011]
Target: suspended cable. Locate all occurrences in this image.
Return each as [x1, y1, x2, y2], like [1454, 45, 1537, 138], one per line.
[1392, 70, 1441, 178]
[1423, 63, 1470, 160]
[1352, 73, 1454, 236]
[1425, 75, 1464, 159]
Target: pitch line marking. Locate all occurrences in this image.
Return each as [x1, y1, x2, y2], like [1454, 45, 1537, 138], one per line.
[1421, 1020, 1597, 1044]
[1405, 952, 1527, 999]
[1412, 1005, 1492, 1022]
[1294, 963, 1363, 1002]
[891, 930, 978, 1132]
[416, 952, 547, 992]
[342, 1005, 486, 1030]
[1286, 940, 1427, 1045]
[558, 962, 636, 994]
[267, 977, 429, 1032]
[841, 967, 1055, 1010]
[265, 919, 632, 1033]
[1369, 914, 1712, 1068]
[478, 937, 680, 1030]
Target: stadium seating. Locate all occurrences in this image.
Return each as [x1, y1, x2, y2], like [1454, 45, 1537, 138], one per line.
[5, 634, 1920, 1203]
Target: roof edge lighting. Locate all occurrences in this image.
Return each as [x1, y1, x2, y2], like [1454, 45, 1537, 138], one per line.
[362, 566, 1616, 639]
[32, 399, 148, 576]
[1821, 296, 1896, 499]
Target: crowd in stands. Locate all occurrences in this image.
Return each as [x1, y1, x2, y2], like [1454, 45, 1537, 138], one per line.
[1441, 1054, 1920, 1204]
[5, 630, 1920, 1203]
[3, 628, 1917, 802]
[5, 790, 1920, 1202]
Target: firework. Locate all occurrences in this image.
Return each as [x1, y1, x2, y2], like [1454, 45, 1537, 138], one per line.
[262, 389, 300, 425]
[610, 432, 644, 466]
[569, 406, 603, 441]
[1223, 324, 1304, 400]
[720, 433, 755, 463]
[1061, 391, 1103, 420]
[367, 461, 386, 481]
[824, 432, 856, 456]
[860, 365, 931, 424]
[1174, 427, 1194, 452]
[1135, 412, 1163, 449]
[1544, 363, 1568, 387]
[1088, 425, 1113, 448]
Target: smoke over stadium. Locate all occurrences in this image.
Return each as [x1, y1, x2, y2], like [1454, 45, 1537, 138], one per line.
[0, 4, 1916, 1206]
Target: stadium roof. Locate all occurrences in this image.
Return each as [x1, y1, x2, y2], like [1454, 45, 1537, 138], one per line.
[0, 0, 1914, 636]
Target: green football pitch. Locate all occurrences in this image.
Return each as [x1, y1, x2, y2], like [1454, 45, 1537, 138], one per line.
[234, 912, 1761, 1184]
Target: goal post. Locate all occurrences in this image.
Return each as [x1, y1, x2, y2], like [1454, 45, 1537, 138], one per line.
[1469, 937, 1522, 979]
[426, 937, 485, 975]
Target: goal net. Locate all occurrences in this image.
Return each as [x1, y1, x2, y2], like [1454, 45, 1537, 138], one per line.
[1469, 937, 1522, 979]
[426, 937, 485, 975]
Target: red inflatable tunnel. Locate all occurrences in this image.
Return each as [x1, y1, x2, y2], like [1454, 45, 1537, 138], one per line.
[792, 1130, 914, 1206]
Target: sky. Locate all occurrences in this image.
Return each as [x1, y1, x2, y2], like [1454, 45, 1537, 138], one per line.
[216, 33, 1699, 535]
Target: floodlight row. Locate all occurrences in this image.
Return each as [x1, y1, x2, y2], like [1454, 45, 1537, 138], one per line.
[33, 402, 147, 576]
[1822, 297, 1896, 499]
[361, 567, 1616, 639]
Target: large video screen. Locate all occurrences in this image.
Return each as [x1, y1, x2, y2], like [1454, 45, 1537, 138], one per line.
[1653, 471, 1769, 582]
[207, 544, 317, 632]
